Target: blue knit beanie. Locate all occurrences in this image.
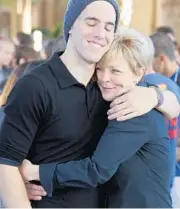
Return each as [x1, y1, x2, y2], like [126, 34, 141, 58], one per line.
[64, 0, 120, 43]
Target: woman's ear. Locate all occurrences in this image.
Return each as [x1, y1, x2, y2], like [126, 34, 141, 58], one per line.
[136, 67, 145, 81]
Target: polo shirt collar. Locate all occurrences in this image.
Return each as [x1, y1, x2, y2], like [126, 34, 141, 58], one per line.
[47, 52, 95, 90]
[47, 52, 79, 88]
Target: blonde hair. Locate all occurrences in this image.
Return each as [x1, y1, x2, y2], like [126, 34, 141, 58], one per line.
[0, 63, 28, 106]
[97, 26, 155, 75]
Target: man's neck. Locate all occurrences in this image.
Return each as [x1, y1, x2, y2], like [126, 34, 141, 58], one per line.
[60, 46, 95, 86]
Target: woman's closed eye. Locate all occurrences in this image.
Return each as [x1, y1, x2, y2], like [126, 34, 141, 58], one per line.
[112, 69, 122, 74]
[96, 67, 104, 71]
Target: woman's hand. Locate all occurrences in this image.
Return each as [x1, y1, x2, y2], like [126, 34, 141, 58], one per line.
[19, 159, 40, 182]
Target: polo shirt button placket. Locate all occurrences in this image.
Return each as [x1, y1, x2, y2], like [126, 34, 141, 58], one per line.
[86, 91, 92, 120]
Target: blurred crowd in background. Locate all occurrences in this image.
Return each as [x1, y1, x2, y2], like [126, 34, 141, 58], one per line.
[0, 31, 66, 106]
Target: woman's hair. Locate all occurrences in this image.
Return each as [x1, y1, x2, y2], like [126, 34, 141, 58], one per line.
[0, 62, 29, 106]
[97, 26, 155, 75]
[0, 59, 45, 106]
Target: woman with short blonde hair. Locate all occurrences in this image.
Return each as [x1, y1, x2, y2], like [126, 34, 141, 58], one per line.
[99, 26, 155, 76]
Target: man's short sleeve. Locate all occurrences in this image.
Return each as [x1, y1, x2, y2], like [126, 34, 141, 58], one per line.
[0, 75, 48, 165]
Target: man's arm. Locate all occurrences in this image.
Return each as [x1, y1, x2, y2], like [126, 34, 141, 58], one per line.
[20, 114, 150, 196]
[145, 73, 180, 119]
[157, 90, 180, 119]
[0, 165, 31, 208]
[0, 75, 48, 207]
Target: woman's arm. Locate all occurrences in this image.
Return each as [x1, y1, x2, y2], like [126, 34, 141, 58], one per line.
[20, 114, 151, 196]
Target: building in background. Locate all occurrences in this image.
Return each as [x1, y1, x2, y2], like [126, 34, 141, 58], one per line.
[0, 0, 180, 41]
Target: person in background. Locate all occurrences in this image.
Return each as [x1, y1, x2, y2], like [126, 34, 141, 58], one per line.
[171, 41, 180, 209]
[156, 26, 176, 43]
[156, 26, 180, 78]
[0, 60, 44, 107]
[12, 45, 38, 69]
[40, 39, 54, 60]
[14, 32, 33, 48]
[174, 42, 180, 67]
[0, 63, 29, 107]
[173, 132, 180, 208]
[150, 32, 180, 207]
[156, 27, 180, 208]
[0, 39, 15, 92]
[52, 36, 66, 53]
[151, 32, 177, 79]
[0, 46, 39, 107]
[40, 37, 66, 60]
[150, 32, 178, 185]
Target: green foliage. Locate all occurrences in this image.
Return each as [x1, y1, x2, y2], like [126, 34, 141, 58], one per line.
[0, 0, 10, 6]
[51, 22, 63, 38]
[0, 0, 40, 7]
[32, 22, 63, 39]
[32, 0, 40, 3]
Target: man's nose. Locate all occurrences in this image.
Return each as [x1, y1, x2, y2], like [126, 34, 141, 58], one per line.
[94, 24, 106, 39]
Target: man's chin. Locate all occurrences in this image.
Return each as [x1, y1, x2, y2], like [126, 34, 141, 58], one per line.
[102, 95, 114, 102]
[86, 52, 106, 63]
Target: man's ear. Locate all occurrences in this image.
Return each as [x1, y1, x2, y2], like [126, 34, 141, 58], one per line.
[69, 27, 73, 35]
[159, 54, 166, 62]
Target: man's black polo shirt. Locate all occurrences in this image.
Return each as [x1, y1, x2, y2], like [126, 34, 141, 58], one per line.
[0, 52, 108, 207]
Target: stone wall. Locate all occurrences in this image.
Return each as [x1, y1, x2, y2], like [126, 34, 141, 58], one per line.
[160, 0, 180, 41]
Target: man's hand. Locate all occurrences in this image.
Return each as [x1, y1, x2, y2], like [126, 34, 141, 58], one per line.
[19, 159, 40, 182]
[107, 86, 157, 121]
[25, 182, 47, 201]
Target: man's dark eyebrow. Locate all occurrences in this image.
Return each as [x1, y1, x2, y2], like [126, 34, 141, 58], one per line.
[85, 17, 115, 26]
[85, 17, 99, 21]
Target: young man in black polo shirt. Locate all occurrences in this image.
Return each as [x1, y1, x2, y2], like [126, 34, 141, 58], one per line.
[0, 0, 179, 208]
